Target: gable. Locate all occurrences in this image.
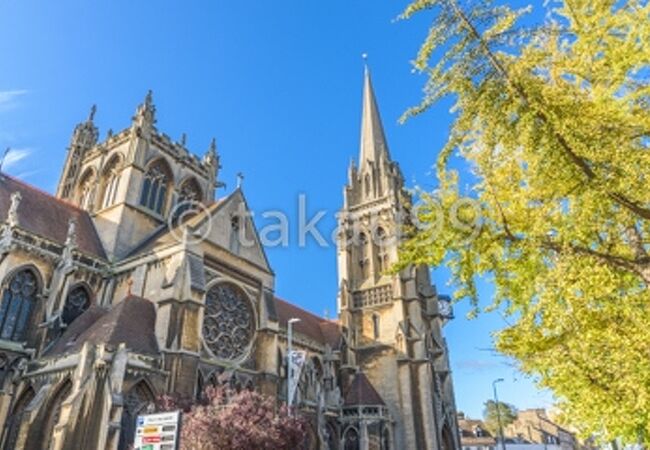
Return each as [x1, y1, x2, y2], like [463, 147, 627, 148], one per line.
[191, 189, 272, 272]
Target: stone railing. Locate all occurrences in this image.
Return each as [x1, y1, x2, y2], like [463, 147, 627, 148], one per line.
[352, 284, 392, 309]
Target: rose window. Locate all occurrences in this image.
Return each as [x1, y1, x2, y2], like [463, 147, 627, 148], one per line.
[202, 283, 254, 360]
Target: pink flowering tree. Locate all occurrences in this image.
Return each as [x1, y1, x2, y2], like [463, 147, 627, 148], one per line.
[158, 386, 307, 450]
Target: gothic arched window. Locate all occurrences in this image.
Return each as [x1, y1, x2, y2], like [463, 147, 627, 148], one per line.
[0, 269, 39, 342]
[343, 427, 360, 450]
[358, 232, 369, 280]
[119, 382, 155, 450]
[139, 160, 172, 215]
[173, 178, 202, 219]
[375, 227, 389, 274]
[3, 387, 35, 450]
[202, 283, 254, 361]
[62, 285, 90, 326]
[101, 156, 122, 209]
[77, 170, 96, 210]
[41, 379, 72, 450]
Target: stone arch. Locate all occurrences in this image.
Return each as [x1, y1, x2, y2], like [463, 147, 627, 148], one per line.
[76, 166, 97, 209]
[61, 282, 92, 326]
[173, 176, 204, 219]
[342, 426, 360, 450]
[36, 378, 73, 450]
[139, 157, 174, 216]
[118, 379, 156, 450]
[373, 225, 390, 274]
[98, 152, 124, 209]
[0, 265, 43, 343]
[2, 385, 35, 450]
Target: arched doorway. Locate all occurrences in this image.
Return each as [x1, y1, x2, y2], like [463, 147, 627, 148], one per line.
[118, 381, 155, 450]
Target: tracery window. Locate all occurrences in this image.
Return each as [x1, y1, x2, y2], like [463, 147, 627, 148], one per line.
[119, 382, 154, 450]
[0, 269, 38, 342]
[174, 178, 202, 218]
[202, 283, 254, 361]
[101, 157, 122, 209]
[78, 171, 96, 210]
[139, 160, 171, 215]
[62, 285, 90, 326]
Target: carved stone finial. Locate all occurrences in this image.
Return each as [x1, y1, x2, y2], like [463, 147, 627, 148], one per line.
[7, 191, 21, 227]
[145, 90, 153, 107]
[209, 137, 217, 153]
[107, 128, 113, 139]
[236, 172, 244, 189]
[65, 218, 77, 247]
[88, 104, 97, 122]
[180, 133, 187, 147]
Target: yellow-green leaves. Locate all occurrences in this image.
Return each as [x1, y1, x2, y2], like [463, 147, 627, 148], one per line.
[400, 0, 650, 443]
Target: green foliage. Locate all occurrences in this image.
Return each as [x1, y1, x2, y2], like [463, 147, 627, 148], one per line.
[483, 400, 518, 436]
[399, 0, 650, 443]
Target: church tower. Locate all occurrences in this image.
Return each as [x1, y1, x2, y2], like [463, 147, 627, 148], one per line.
[55, 92, 220, 260]
[337, 64, 460, 450]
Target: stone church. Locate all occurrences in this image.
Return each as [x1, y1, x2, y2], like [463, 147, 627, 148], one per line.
[0, 67, 460, 450]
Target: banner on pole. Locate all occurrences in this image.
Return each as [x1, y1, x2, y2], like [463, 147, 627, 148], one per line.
[288, 350, 306, 405]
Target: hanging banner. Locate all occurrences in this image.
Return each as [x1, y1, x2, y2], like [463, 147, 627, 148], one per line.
[288, 350, 307, 405]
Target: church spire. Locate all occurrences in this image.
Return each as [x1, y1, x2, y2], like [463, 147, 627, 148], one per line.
[359, 61, 390, 168]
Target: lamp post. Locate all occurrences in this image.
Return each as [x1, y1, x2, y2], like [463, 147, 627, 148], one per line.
[287, 318, 301, 416]
[492, 378, 506, 450]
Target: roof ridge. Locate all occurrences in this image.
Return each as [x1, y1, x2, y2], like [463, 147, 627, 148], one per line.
[274, 296, 329, 323]
[0, 172, 88, 213]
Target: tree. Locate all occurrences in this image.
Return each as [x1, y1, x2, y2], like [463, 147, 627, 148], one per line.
[397, 0, 650, 443]
[483, 400, 517, 437]
[158, 386, 307, 450]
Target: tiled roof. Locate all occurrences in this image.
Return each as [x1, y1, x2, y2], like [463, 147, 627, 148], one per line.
[343, 372, 385, 406]
[274, 297, 342, 348]
[47, 295, 159, 356]
[458, 418, 497, 446]
[0, 174, 106, 259]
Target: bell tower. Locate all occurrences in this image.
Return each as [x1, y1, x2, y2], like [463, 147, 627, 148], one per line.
[336, 64, 461, 450]
[336, 64, 410, 345]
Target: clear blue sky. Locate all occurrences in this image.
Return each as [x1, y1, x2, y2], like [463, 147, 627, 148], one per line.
[0, 0, 553, 419]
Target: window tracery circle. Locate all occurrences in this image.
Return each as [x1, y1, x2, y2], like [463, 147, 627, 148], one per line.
[202, 283, 254, 360]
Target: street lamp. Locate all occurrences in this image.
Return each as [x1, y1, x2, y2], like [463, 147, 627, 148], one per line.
[287, 318, 301, 416]
[492, 378, 506, 450]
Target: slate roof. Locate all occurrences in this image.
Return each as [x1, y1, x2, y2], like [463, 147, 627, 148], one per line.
[0, 174, 106, 259]
[47, 295, 159, 357]
[274, 297, 342, 348]
[343, 372, 385, 406]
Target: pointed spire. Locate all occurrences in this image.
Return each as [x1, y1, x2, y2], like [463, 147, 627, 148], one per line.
[359, 58, 390, 168]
